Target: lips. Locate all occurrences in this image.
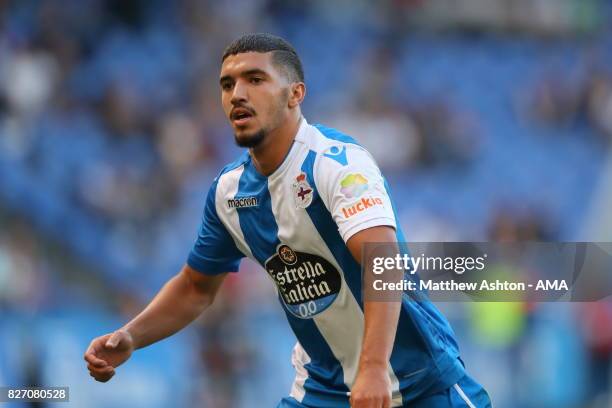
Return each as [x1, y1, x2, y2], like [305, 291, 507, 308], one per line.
[231, 107, 255, 126]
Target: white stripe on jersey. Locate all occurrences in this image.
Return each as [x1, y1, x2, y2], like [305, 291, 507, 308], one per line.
[268, 166, 364, 388]
[289, 342, 310, 402]
[215, 164, 253, 259]
[213, 119, 404, 405]
[267, 152, 403, 405]
[309, 126, 403, 406]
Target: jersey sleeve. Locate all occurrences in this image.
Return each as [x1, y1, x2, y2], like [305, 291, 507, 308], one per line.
[187, 179, 243, 275]
[315, 144, 397, 242]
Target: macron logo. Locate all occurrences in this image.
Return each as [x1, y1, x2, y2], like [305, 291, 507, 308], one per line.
[227, 196, 258, 209]
[341, 196, 384, 218]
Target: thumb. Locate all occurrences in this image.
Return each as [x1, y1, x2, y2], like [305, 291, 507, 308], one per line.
[105, 331, 123, 349]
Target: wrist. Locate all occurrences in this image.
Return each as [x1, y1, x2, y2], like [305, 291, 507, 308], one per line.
[358, 357, 388, 373]
[120, 326, 138, 349]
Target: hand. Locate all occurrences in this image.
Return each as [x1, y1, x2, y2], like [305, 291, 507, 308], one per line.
[350, 364, 392, 408]
[84, 329, 134, 382]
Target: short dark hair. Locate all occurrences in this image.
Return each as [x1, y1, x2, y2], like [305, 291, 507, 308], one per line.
[222, 33, 304, 82]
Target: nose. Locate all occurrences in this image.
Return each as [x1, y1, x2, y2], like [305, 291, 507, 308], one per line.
[230, 80, 248, 105]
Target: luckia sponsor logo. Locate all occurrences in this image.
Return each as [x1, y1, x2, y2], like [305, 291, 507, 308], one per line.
[340, 173, 369, 198]
[339, 173, 384, 218]
[342, 196, 384, 218]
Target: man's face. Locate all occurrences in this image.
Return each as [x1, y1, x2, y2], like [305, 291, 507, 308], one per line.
[220, 52, 291, 148]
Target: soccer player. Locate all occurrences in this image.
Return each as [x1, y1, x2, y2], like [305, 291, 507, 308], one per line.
[84, 33, 491, 408]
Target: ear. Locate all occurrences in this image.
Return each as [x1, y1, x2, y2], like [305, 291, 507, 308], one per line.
[288, 82, 306, 108]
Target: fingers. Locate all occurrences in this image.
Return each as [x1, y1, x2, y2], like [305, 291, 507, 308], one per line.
[84, 354, 107, 368]
[84, 338, 108, 368]
[89, 368, 115, 382]
[87, 363, 114, 374]
[350, 395, 391, 408]
[87, 360, 116, 382]
[85, 332, 132, 383]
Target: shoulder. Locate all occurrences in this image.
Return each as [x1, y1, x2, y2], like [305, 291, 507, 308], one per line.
[217, 150, 250, 179]
[303, 123, 361, 153]
[213, 151, 250, 187]
[300, 123, 379, 178]
[299, 122, 373, 169]
[311, 123, 361, 147]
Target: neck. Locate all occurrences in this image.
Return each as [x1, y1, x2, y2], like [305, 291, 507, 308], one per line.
[250, 111, 302, 176]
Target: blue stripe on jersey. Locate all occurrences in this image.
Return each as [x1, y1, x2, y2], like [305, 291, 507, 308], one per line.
[300, 150, 364, 310]
[286, 319, 350, 407]
[383, 177, 433, 391]
[383, 178, 407, 251]
[383, 178, 464, 401]
[313, 124, 361, 146]
[314, 125, 438, 402]
[235, 161, 276, 265]
[187, 177, 243, 274]
[187, 154, 249, 275]
[233, 157, 349, 399]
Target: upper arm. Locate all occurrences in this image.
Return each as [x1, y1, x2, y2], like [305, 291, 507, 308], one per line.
[346, 225, 398, 265]
[346, 226, 404, 305]
[315, 144, 397, 243]
[182, 263, 228, 299]
[187, 178, 244, 275]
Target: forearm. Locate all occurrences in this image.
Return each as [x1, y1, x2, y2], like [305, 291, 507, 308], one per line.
[346, 226, 403, 372]
[358, 300, 401, 370]
[122, 268, 215, 350]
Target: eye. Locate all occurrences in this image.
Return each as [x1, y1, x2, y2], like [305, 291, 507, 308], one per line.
[221, 82, 233, 91]
[250, 77, 263, 84]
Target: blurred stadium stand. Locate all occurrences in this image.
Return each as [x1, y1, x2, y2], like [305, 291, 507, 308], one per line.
[1, 0, 611, 407]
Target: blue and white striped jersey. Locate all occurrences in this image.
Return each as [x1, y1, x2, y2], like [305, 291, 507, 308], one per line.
[187, 118, 465, 407]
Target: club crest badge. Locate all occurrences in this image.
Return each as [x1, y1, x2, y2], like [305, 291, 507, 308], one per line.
[292, 172, 313, 208]
[278, 244, 298, 265]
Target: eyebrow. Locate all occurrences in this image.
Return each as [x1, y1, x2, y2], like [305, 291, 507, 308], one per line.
[219, 68, 270, 85]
